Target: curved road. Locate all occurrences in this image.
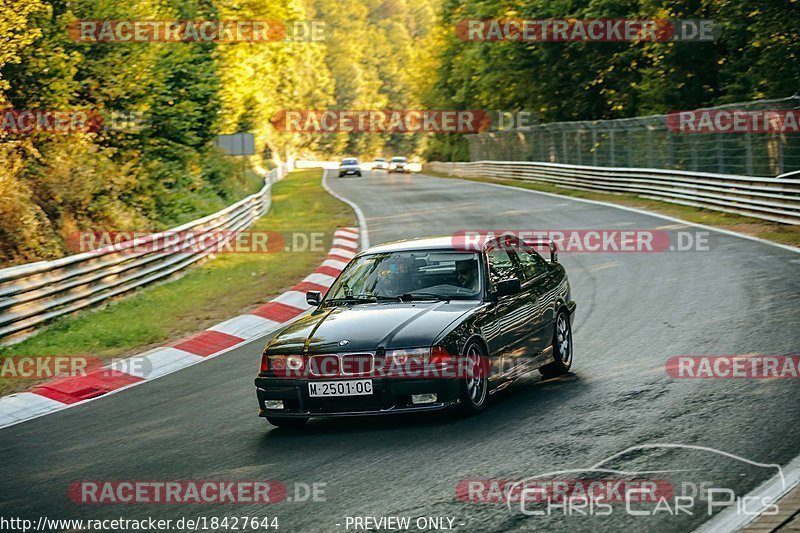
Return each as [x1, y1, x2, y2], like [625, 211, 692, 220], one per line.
[1, 170, 798, 532]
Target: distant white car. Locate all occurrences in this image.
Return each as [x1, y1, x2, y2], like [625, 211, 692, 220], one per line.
[388, 156, 410, 173]
[338, 158, 362, 177]
[372, 158, 389, 171]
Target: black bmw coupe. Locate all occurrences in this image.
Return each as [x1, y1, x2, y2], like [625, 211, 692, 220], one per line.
[255, 235, 576, 428]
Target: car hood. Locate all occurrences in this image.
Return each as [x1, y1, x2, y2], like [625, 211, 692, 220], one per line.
[266, 301, 480, 354]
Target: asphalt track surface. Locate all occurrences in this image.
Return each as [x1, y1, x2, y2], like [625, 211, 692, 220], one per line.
[1, 170, 799, 532]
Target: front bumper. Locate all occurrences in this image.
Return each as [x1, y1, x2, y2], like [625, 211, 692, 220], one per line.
[254, 377, 460, 418]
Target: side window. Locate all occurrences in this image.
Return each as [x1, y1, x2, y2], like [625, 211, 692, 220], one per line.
[517, 250, 548, 281]
[486, 248, 518, 286]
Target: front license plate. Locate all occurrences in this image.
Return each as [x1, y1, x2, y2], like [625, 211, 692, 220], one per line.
[308, 380, 373, 397]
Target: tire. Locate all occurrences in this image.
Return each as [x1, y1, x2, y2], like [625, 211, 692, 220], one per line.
[266, 416, 308, 428]
[356, 172, 362, 177]
[457, 340, 489, 415]
[539, 310, 573, 378]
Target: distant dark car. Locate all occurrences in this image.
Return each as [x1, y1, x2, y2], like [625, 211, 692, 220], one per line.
[388, 156, 409, 173]
[255, 235, 576, 428]
[339, 158, 361, 177]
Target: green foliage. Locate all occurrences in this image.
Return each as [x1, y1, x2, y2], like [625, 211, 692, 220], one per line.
[0, 0, 444, 264]
[425, 0, 800, 159]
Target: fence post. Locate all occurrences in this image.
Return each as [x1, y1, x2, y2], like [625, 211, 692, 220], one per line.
[667, 130, 674, 168]
[745, 132, 753, 175]
[627, 127, 634, 167]
[592, 126, 598, 166]
[609, 128, 616, 166]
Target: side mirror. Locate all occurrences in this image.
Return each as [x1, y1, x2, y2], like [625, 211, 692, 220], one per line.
[549, 241, 558, 263]
[306, 290, 322, 306]
[495, 278, 522, 298]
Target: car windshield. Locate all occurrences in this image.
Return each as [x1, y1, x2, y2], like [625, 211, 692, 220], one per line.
[374, 158, 385, 162]
[325, 250, 482, 303]
[391, 157, 407, 162]
[342, 158, 358, 165]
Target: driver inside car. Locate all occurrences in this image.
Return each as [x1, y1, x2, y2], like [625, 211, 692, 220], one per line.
[455, 259, 479, 292]
[373, 263, 410, 296]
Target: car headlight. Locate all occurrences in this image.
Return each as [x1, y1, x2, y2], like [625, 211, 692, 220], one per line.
[385, 348, 429, 366]
[385, 346, 451, 365]
[264, 354, 305, 373]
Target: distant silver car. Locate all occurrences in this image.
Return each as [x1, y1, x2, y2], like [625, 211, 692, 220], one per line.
[339, 158, 362, 177]
[388, 156, 410, 173]
[372, 158, 389, 171]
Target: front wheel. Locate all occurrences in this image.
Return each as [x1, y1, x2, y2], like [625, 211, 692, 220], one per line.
[539, 311, 573, 378]
[266, 416, 308, 428]
[457, 341, 489, 415]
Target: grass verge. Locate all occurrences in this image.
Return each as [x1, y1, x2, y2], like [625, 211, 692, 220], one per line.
[0, 169, 355, 395]
[422, 168, 800, 247]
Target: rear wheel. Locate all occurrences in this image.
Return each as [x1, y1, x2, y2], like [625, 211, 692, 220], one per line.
[457, 341, 489, 415]
[266, 416, 308, 428]
[539, 311, 573, 378]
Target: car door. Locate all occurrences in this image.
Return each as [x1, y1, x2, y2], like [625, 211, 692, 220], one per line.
[484, 245, 528, 378]
[515, 248, 557, 358]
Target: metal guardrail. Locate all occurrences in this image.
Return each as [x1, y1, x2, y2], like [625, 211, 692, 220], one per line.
[0, 165, 287, 343]
[426, 161, 800, 225]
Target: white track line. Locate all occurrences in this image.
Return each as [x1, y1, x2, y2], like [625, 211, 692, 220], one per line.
[695, 453, 800, 532]
[322, 169, 371, 250]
